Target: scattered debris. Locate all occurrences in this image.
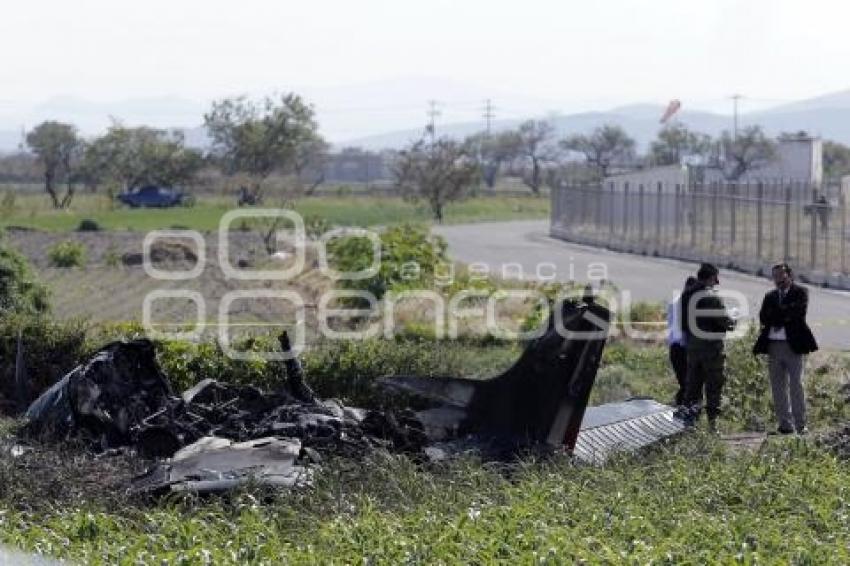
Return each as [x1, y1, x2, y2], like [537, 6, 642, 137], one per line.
[20, 296, 687, 495]
[132, 436, 312, 494]
[573, 399, 686, 465]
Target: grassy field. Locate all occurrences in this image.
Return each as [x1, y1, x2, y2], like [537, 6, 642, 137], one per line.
[3, 424, 850, 563]
[1, 333, 850, 563]
[0, 192, 550, 232]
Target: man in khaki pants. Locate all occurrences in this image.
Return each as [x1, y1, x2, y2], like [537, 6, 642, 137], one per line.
[753, 263, 818, 434]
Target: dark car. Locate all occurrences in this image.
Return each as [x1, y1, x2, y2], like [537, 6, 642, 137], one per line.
[116, 185, 192, 208]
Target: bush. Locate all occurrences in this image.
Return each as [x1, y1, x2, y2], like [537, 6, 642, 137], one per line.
[47, 240, 87, 268]
[0, 315, 87, 408]
[76, 219, 101, 232]
[328, 224, 448, 300]
[0, 241, 50, 316]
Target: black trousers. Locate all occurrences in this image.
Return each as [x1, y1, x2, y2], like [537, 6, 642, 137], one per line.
[683, 346, 726, 420]
[669, 343, 688, 406]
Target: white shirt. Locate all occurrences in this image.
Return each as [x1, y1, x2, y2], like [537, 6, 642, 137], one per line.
[667, 296, 685, 346]
[768, 288, 789, 341]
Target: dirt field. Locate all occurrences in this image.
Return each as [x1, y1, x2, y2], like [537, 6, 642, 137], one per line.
[4, 228, 330, 331]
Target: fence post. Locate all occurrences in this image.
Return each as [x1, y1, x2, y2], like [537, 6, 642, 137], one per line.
[784, 184, 792, 263]
[638, 184, 645, 243]
[656, 181, 663, 250]
[690, 182, 698, 248]
[608, 181, 615, 242]
[756, 182, 764, 260]
[674, 184, 681, 243]
[623, 182, 630, 236]
[842, 190, 847, 274]
[810, 189, 818, 270]
[711, 182, 718, 251]
[730, 182, 737, 249]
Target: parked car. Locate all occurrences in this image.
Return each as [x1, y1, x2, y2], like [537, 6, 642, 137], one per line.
[116, 185, 193, 208]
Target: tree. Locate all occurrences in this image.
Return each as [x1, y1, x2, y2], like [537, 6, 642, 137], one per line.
[465, 130, 521, 189]
[85, 123, 203, 191]
[560, 124, 636, 179]
[512, 120, 555, 194]
[650, 123, 711, 166]
[25, 121, 81, 208]
[204, 93, 322, 201]
[393, 138, 480, 222]
[712, 126, 777, 181]
[823, 140, 850, 179]
[291, 137, 330, 195]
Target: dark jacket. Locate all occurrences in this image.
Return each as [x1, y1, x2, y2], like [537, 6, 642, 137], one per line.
[680, 281, 735, 348]
[753, 283, 818, 355]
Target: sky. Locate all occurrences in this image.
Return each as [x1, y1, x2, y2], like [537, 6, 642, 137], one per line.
[1, 0, 849, 139]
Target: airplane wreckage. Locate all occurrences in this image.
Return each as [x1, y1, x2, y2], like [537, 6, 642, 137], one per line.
[21, 295, 684, 495]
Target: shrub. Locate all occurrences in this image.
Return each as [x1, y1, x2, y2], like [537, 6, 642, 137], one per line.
[76, 219, 101, 232]
[328, 224, 448, 300]
[0, 241, 50, 316]
[0, 315, 87, 408]
[47, 241, 87, 268]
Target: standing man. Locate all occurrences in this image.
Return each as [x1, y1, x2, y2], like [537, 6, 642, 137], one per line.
[753, 263, 818, 435]
[679, 263, 736, 432]
[668, 276, 697, 406]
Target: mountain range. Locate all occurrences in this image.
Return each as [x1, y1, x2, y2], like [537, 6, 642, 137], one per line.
[3, 83, 850, 153]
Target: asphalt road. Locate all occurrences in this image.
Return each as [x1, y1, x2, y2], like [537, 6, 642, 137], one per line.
[434, 220, 850, 350]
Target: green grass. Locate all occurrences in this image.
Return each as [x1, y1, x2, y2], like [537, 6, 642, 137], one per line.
[0, 193, 550, 232]
[3, 324, 850, 563]
[3, 439, 850, 563]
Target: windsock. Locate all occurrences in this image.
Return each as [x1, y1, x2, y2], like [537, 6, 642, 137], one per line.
[660, 99, 682, 124]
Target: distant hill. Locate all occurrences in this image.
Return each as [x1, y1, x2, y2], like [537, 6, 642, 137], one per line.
[342, 91, 850, 150]
[6, 86, 850, 153]
[342, 106, 732, 151]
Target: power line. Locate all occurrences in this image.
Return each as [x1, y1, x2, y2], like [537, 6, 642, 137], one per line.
[730, 93, 744, 140]
[426, 100, 441, 142]
[482, 98, 496, 136]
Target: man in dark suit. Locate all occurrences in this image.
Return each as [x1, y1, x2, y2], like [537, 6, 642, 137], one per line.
[753, 263, 818, 434]
[679, 263, 736, 432]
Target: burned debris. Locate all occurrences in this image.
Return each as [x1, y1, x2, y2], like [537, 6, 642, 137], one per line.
[20, 296, 685, 495]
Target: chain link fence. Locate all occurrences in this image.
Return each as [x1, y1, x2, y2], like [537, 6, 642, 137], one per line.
[551, 179, 850, 288]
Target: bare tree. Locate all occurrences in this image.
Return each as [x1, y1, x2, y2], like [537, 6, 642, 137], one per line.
[712, 126, 777, 180]
[560, 124, 636, 179]
[292, 137, 330, 195]
[465, 130, 521, 189]
[25, 121, 81, 208]
[512, 120, 555, 194]
[393, 138, 480, 222]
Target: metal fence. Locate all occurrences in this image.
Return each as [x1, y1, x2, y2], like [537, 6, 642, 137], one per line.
[551, 179, 850, 287]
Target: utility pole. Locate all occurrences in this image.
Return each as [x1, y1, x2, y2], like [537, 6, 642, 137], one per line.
[730, 94, 743, 140]
[482, 99, 496, 137]
[426, 100, 441, 144]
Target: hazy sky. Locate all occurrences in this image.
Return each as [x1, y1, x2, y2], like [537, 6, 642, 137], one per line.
[2, 0, 849, 137]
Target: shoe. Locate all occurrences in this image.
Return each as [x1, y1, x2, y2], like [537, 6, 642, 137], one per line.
[707, 419, 719, 435]
[796, 426, 809, 436]
[771, 427, 794, 436]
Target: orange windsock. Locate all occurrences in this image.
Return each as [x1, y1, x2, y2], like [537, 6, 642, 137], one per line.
[660, 99, 682, 123]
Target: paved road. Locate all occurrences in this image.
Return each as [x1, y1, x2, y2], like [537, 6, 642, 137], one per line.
[435, 220, 850, 350]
